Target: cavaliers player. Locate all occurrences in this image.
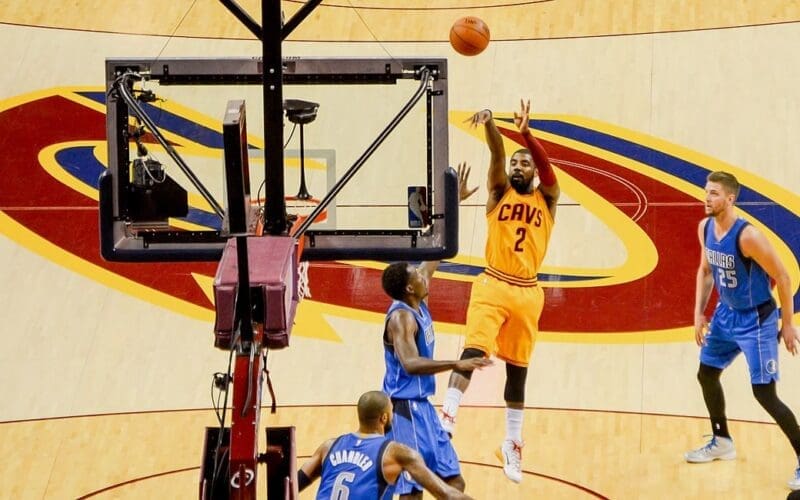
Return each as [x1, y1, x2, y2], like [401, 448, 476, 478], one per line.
[441, 99, 560, 483]
[684, 171, 800, 491]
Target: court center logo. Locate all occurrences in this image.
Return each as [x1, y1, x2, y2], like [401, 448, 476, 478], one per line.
[0, 88, 797, 343]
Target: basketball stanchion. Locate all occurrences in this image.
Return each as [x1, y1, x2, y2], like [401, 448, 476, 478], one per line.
[199, 192, 327, 499]
[177, 3, 458, 495]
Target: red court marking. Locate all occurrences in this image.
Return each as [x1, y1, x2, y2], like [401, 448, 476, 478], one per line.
[75, 457, 609, 499]
[308, 132, 704, 333]
[0, 92, 705, 335]
[0, 95, 217, 309]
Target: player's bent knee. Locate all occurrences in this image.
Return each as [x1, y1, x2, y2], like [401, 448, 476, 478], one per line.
[461, 348, 486, 360]
[454, 348, 487, 379]
[751, 382, 800, 433]
[697, 363, 722, 386]
[504, 363, 528, 403]
[444, 474, 465, 492]
[752, 381, 778, 407]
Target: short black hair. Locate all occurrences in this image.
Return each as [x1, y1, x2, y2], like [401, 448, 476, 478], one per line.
[707, 171, 740, 200]
[382, 261, 411, 300]
[357, 391, 390, 424]
[512, 148, 531, 158]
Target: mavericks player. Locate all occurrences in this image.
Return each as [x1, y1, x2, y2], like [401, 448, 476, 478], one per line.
[685, 171, 800, 491]
[382, 164, 491, 499]
[297, 391, 472, 499]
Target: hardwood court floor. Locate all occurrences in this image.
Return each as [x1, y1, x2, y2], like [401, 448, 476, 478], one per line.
[1, 1, 799, 499]
[1, 407, 797, 499]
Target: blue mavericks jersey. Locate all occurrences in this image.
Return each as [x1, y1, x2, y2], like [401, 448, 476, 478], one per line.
[382, 300, 436, 399]
[317, 433, 393, 500]
[704, 217, 772, 310]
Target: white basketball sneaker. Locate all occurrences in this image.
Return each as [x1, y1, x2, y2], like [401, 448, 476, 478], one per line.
[684, 435, 736, 463]
[789, 466, 800, 490]
[496, 439, 524, 483]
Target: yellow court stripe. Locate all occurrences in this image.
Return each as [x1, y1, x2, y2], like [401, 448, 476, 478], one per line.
[0, 211, 214, 323]
[56, 86, 261, 157]
[37, 141, 216, 231]
[0, 87, 76, 112]
[59, 87, 107, 114]
[38, 141, 103, 202]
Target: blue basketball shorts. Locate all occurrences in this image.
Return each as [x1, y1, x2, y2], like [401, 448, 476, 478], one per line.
[700, 299, 780, 384]
[387, 398, 461, 495]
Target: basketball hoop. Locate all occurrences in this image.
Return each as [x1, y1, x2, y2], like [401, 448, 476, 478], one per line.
[284, 195, 328, 230]
[251, 196, 328, 301]
[287, 195, 327, 300]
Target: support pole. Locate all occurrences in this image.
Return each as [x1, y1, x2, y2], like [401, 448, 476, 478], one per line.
[263, 0, 287, 235]
[296, 124, 310, 199]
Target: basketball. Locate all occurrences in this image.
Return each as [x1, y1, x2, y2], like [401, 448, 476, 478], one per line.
[449, 16, 491, 56]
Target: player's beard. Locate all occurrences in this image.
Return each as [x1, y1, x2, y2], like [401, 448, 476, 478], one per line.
[510, 173, 529, 193]
[705, 203, 724, 218]
[384, 421, 392, 434]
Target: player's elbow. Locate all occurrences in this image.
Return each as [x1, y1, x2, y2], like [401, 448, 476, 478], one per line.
[487, 177, 507, 195]
[401, 360, 423, 374]
[774, 271, 792, 291]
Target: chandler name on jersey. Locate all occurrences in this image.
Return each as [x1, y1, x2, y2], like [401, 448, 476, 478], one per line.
[317, 434, 392, 499]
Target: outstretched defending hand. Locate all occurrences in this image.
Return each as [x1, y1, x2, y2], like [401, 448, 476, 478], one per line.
[781, 324, 799, 355]
[513, 98, 531, 135]
[465, 109, 492, 128]
[454, 357, 493, 372]
[456, 162, 479, 202]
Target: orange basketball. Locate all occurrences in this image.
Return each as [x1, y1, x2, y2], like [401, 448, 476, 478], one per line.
[449, 16, 490, 56]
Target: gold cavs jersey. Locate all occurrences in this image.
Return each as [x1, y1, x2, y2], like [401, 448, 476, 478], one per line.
[484, 188, 554, 285]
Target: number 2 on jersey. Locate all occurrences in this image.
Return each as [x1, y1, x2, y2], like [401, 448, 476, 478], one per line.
[514, 227, 526, 252]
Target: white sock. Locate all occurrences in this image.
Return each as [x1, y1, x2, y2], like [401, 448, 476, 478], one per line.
[442, 388, 463, 418]
[506, 408, 524, 443]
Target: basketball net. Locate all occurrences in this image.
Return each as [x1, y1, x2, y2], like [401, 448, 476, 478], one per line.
[253, 196, 327, 301]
